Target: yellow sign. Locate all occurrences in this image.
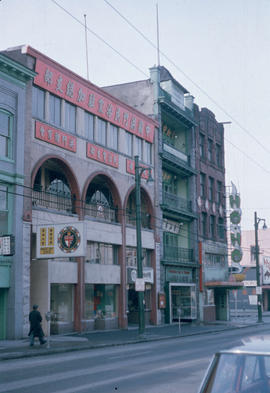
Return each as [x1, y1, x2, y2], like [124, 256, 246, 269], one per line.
[40, 247, 54, 255]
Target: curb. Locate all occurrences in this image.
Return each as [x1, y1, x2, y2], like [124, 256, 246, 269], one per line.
[0, 322, 262, 361]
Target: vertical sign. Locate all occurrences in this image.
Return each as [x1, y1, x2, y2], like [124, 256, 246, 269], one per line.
[230, 182, 242, 270]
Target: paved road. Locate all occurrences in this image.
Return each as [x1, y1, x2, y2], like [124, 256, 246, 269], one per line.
[1, 324, 270, 393]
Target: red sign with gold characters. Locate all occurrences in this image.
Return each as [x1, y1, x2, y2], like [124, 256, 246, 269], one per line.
[126, 159, 149, 179]
[87, 142, 119, 168]
[35, 121, 77, 152]
[27, 47, 155, 143]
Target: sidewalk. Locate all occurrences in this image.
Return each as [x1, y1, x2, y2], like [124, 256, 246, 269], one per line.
[1, 315, 269, 361]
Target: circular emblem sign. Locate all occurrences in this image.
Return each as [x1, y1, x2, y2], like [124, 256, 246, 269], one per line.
[57, 226, 81, 254]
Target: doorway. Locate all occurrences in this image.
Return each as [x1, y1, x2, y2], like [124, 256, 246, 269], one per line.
[0, 289, 7, 339]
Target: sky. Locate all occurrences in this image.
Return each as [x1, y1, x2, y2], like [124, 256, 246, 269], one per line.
[1, 0, 270, 230]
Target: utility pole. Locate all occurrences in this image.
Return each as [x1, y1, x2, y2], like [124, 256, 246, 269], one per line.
[254, 211, 267, 323]
[135, 156, 153, 336]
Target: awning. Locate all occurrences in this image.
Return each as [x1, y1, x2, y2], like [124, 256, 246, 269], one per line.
[204, 281, 244, 290]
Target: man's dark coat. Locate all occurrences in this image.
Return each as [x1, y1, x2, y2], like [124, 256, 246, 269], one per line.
[28, 309, 44, 337]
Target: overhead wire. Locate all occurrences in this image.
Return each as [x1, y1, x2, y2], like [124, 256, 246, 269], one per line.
[103, 0, 270, 158]
[50, 0, 148, 78]
[3, 182, 270, 258]
[48, 0, 270, 178]
[48, 0, 270, 186]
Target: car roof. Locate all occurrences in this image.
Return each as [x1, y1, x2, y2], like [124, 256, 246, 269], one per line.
[219, 336, 270, 356]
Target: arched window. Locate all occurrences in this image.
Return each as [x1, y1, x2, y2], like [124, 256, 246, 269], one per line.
[85, 177, 117, 222]
[126, 190, 151, 229]
[33, 162, 74, 213]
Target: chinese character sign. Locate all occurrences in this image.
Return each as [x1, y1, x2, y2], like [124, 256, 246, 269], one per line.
[35, 121, 77, 152]
[30, 55, 155, 143]
[230, 182, 243, 266]
[36, 223, 85, 259]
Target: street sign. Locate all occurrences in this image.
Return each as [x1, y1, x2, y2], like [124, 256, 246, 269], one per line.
[135, 278, 145, 292]
[256, 286, 262, 295]
[0, 235, 15, 256]
[243, 280, 256, 287]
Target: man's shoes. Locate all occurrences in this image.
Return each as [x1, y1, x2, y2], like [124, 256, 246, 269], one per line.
[40, 340, 47, 345]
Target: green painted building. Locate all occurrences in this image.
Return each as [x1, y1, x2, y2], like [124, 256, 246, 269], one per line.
[0, 53, 35, 339]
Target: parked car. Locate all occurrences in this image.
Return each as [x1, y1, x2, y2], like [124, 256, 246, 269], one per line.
[198, 336, 270, 393]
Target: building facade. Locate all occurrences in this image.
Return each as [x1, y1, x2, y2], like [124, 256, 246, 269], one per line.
[103, 66, 199, 324]
[0, 53, 35, 339]
[3, 46, 158, 336]
[229, 228, 270, 313]
[194, 106, 232, 322]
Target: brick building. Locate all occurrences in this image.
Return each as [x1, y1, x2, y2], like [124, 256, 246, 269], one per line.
[194, 106, 238, 321]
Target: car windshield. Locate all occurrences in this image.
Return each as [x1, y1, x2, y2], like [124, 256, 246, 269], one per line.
[203, 352, 270, 393]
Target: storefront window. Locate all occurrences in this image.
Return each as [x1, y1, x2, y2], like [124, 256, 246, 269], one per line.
[171, 284, 196, 321]
[84, 284, 118, 319]
[86, 242, 118, 264]
[50, 284, 74, 322]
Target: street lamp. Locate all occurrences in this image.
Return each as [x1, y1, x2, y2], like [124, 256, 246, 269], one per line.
[134, 155, 153, 336]
[254, 211, 267, 323]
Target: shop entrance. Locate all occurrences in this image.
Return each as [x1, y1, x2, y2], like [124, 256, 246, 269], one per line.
[128, 287, 139, 324]
[127, 286, 152, 325]
[169, 283, 196, 322]
[0, 289, 7, 339]
[214, 288, 227, 320]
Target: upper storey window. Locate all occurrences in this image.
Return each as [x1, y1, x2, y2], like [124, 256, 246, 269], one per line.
[108, 124, 118, 151]
[32, 86, 45, 119]
[135, 136, 143, 161]
[125, 131, 133, 157]
[208, 139, 213, 162]
[96, 118, 106, 146]
[0, 110, 13, 159]
[216, 144, 222, 168]
[85, 112, 94, 141]
[145, 141, 152, 165]
[65, 101, 76, 133]
[199, 133, 205, 159]
[49, 94, 61, 127]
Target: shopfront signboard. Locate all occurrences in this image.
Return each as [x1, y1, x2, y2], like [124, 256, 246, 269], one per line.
[127, 267, 154, 284]
[166, 267, 192, 283]
[36, 222, 85, 258]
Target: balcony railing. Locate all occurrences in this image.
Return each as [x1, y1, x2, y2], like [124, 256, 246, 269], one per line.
[84, 202, 118, 223]
[162, 189, 192, 213]
[32, 190, 74, 213]
[126, 210, 151, 229]
[163, 245, 194, 264]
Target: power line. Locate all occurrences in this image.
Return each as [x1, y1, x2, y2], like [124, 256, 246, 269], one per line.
[51, 0, 270, 176]
[103, 0, 270, 157]
[50, 0, 148, 78]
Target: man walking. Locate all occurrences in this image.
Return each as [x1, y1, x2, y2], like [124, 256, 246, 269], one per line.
[28, 304, 46, 346]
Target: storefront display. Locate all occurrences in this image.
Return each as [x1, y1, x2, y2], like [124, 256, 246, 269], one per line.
[165, 267, 197, 322]
[84, 284, 118, 330]
[50, 283, 74, 334]
[170, 284, 196, 320]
